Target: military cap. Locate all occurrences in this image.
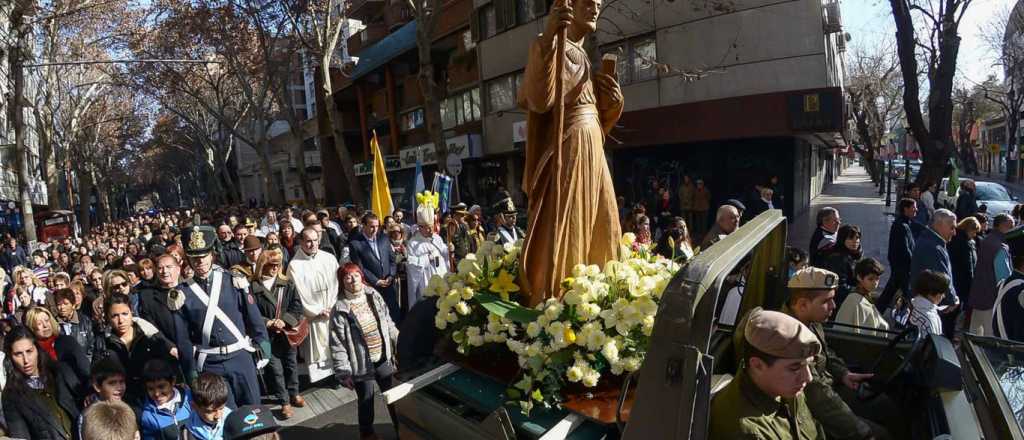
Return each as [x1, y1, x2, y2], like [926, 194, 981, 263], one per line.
[744, 307, 821, 359]
[724, 198, 747, 212]
[451, 202, 469, 214]
[243, 235, 262, 251]
[224, 405, 279, 440]
[787, 266, 839, 290]
[183, 225, 217, 257]
[492, 195, 517, 215]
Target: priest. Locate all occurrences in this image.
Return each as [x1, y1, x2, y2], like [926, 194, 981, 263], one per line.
[406, 194, 450, 308]
[287, 227, 340, 384]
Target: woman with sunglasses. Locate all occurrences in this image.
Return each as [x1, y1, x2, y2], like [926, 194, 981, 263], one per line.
[252, 247, 306, 419]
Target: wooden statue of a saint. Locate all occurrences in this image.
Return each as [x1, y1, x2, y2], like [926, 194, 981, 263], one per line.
[518, 0, 623, 306]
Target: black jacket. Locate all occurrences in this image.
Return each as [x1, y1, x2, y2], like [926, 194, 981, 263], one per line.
[58, 311, 100, 364]
[217, 241, 245, 270]
[2, 363, 82, 440]
[99, 321, 178, 406]
[53, 334, 91, 387]
[956, 189, 979, 221]
[138, 284, 183, 342]
[252, 277, 304, 345]
[808, 227, 833, 267]
[948, 229, 977, 302]
[348, 232, 397, 285]
[887, 215, 915, 272]
[820, 247, 860, 307]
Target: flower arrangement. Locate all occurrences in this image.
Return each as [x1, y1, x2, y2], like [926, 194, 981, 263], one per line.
[423, 232, 681, 414]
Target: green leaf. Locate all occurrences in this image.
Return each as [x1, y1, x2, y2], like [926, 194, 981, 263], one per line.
[506, 388, 522, 400]
[475, 293, 542, 324]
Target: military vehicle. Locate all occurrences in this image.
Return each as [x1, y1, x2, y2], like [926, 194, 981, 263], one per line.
[388, 210, 1022, 439]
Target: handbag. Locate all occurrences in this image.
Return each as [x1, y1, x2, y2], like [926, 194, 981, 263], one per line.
[275, 285, 310, 347]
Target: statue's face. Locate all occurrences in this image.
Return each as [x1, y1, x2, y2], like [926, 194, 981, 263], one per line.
[573, 0, 601, 33]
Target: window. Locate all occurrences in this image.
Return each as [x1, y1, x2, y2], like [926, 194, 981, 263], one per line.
[441, 88, 482, 130]
[601, 36, 658, 85]
[400, 108, 425, 132]
[486, 72, 523, 114]
[477, 0, 547, 40]
[479, 4, 497, 39]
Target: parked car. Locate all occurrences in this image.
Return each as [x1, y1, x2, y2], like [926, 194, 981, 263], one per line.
[937, 179, 1018, 217]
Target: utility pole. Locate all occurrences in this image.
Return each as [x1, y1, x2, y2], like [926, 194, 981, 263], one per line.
[11, 1, 38, 245]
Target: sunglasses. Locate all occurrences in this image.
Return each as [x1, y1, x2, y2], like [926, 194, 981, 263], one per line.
[111, 282, 129, 290]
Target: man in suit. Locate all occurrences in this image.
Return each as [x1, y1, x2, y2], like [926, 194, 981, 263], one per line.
[349, 212, 401, 321]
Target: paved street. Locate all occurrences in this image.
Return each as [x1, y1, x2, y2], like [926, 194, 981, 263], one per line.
[789, 164, 894, 285]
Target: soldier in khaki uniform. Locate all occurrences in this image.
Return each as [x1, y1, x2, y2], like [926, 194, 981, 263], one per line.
[783, 267, 896, 440]
[710, 308, 824, 439]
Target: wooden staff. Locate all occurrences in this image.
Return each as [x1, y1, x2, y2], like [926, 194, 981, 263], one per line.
[550, 0, 568, 298]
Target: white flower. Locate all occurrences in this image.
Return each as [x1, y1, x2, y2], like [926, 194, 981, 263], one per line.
[544, 302, 564, 320]
[526, 322, 541, 338]
[623, 357, 642, 372]
[563, 289, 584, 306]
[566, 364, 584, 382]
[445, 312, 459, 323]
[601, 340, 620, 364]
[519, 400, 534, 413]
[455, 301, 472, 316]
[577, 303, 601, 322]
[641, 315, 655, 336]
[460, 287, 475, 300]
[435, 315, 448, 330]
[425, 276, 448, 297]
[585, 265, 601, 277]
[582, 368, 600, 387]
[457, 256, 481, 278]
[525, 342, 542, 358]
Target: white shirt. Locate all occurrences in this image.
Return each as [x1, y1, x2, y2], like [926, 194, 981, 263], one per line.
[908, 296, 943, 336]
[835, 291, 890, 337]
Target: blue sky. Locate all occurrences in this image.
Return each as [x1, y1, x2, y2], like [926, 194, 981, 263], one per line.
[842, 0, 1015, 85]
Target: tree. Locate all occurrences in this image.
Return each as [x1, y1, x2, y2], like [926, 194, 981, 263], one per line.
[846, 42, 902, 182]
[282, 0, 364, 203]
[979, 2, 1024, 181]
[951, 78, 999, 175]
[889, 0, 975, 186]
[10, 0, 40, 243]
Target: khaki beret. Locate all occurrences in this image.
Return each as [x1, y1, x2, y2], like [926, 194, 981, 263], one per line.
[744, 308, 821, 359]
[787, 266, 839, 290]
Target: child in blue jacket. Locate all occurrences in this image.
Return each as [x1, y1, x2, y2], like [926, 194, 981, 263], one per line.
[139, 358, 193, 440]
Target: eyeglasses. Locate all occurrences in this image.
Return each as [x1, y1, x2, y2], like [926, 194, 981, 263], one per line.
[111, 282, 129, 290]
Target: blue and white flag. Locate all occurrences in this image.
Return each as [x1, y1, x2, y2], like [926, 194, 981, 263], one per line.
[432, 174, 453, 214]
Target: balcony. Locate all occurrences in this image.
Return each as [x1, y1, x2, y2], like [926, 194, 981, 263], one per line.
[348, 0, 386, 22]
[348, 23, 389, 57]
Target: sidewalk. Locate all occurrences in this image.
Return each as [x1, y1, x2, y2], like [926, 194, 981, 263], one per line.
[788, 164, 893, 283]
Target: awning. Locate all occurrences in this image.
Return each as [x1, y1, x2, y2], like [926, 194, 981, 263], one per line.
[350, 21, 418, 80]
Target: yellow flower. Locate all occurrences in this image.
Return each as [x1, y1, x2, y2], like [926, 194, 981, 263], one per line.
[490, 269, 520, 301]
[564, 327, 577, 344]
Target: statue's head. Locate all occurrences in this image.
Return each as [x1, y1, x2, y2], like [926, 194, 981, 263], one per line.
[571, 0, 602, 35]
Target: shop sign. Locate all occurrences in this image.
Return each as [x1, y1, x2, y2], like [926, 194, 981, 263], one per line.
[354, 155, 402, 176]
[788, 89, 841, 132]
[446, 153, 463, 176]
[397, 134, 481, 169]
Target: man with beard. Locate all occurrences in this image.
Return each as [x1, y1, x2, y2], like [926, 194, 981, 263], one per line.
[172, 226, 269, 408]
[287, 227, 339, 384]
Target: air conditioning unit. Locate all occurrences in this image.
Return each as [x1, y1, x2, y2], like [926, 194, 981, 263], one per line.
[824, 2, 842, 34]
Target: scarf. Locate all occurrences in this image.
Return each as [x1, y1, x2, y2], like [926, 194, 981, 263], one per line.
[38, 334, 58, 361]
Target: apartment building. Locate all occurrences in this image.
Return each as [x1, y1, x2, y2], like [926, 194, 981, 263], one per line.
[478, 0, 847, 217]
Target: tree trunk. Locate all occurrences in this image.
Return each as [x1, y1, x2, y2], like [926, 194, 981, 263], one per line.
[32, 108, 61, 210]
[76, 168, 94, 233]
[12, 30, 37, 244]
[289, 128, 317, 206]
[97, 180, 112, 224]
[316, 63, 363, 203]
[256, 136, 283, 206]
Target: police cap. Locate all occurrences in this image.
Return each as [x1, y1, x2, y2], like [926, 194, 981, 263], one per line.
[183, 225, 217, 257]
[744, 307, 821, 359]
[492, 195, 517, 215]
[787, 266, 839, 290]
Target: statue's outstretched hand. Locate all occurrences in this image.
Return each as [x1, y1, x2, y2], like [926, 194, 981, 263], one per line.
[594, 73, 623, 109]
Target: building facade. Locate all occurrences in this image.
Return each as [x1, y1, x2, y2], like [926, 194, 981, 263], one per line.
[0, 3, 50, 217]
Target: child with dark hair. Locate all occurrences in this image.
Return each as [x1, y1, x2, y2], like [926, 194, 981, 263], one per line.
[140, 358, 193, 440]
[909, 270, 950, 335]
[184, 372, 232, 440]
[786, 247, 809, 278]
[78, 356, 128, 439]
[835, 258, 891, 337]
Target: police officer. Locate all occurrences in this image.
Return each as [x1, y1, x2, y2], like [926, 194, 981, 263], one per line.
[783, 267, 896, 440]
[173, 225, 271, 408]
[490, 194, 525, 246]
[445, 203, 471, 260]
[710, 308, 824, 439]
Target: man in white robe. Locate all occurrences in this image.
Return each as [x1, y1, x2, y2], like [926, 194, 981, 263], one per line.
[287, 227, 339, 383]
[406, 223, 450, 308]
